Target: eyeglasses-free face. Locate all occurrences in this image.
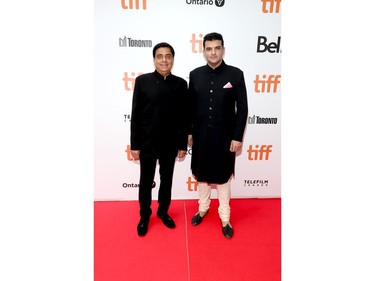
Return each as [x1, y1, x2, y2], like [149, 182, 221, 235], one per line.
[203, 40, 225, 69]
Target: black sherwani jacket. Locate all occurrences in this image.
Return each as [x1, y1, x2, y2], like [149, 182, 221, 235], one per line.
[189, 61, 248, 183]
[131, 71, 189, 153]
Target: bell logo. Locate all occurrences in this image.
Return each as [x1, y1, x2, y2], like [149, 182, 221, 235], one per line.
[257, 36, 281, 53]
[121, 0, 147, 10]
[247, 145, 273, 160]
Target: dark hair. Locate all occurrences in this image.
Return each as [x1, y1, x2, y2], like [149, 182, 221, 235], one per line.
[203, 32, 224, 48]
[152, 42, 175, 58]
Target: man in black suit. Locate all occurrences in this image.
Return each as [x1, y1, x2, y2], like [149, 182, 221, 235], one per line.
[130, 42, 189, 237]
[188, 33, 248, 239]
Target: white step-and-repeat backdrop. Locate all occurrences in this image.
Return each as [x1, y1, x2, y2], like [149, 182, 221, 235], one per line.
[94, 0, 281, 201]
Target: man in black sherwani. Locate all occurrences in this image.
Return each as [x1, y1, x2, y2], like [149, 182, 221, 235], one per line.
[188, 33, 248, 239]
[130, 42, 189, 237]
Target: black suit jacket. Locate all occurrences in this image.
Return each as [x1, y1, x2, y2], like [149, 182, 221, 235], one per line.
[131, 71, 189, 152]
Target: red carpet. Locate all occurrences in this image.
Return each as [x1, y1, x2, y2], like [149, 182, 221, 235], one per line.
[94, 198, 281, 281]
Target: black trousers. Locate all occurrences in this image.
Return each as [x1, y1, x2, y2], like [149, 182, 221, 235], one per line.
[138, 148, 177, 219]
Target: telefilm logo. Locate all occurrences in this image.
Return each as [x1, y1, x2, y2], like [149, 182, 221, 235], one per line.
[261, 0, 281, 13]
[186, 0, 225, 7]
[124, 114, 131, 122]
[248, 115, 278, 125]
[253, 74, 281, 94]
[119, 36, 152, 48]
[244, 179, 269, 187]
[257, 36, 281, 53]
[121, 0, 147, 10]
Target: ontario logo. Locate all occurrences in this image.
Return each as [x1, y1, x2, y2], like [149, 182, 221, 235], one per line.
[122, 181, 156, 188]
[122, 182, 139, 188]
[186, 0, 225, 7]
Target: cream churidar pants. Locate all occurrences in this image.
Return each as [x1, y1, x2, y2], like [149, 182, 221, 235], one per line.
[198, 180, 231, 222]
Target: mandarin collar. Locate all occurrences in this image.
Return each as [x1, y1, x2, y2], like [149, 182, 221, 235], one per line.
[153, 70, 172, 81]
[206, 60, 226, 73]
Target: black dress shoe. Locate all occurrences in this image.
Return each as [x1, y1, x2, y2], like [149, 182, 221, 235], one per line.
[137, 219, 149, 236]
[191, 209, 209, 226]
[157, 213, 176, 229]
[222, 224, 233, 239]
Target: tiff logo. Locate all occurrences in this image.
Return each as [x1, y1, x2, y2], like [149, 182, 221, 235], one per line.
[122, 71, 143, 91]
[261, 0, 281, 13]
[186, 176, 198, 191]
[190, 33, 204, 53]
[253, 74, 281, 93]
[125, 145, 133, 160]
[247, 145, 273, 160]
[121, 0, 147, 10]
